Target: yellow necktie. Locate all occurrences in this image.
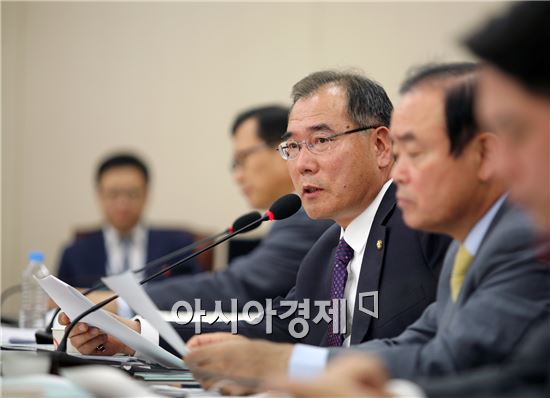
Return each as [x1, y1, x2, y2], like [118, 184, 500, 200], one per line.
[450, 244, 473, 302]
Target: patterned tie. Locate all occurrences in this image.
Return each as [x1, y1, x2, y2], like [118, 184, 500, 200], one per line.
[450, 244, 473, 302]
[327, 238, 354, 347]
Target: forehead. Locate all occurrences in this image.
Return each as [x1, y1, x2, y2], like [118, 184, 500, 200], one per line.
[99, 166, 146, 187]
[287, 85, 351, 136]
[233, 117, 262, 147]
[390, 87, 447, 144]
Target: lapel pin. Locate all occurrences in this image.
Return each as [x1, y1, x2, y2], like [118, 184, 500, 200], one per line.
[376, 240, 383, 251]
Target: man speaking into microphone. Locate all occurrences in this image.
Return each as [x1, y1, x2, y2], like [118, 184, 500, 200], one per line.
[82, 105, 333, 314]
[61, 71, 450, 360]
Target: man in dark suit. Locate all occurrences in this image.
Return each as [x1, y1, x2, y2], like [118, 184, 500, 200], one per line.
[145, 105, 334, 311]
[57, 153, 201, 288]
[62, 71, 450, 365]
[275, 57, 550, 398]
[175, 64, 549, 395]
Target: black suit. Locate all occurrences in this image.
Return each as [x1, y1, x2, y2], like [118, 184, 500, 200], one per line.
[57, 228, 201, 288]
[169, 184, 451, 347]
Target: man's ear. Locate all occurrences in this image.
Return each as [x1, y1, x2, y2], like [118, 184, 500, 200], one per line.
[476, 132, 503, 181]
[372, 126, 392, 168]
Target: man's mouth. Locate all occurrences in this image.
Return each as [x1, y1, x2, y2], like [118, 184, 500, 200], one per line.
[302, 185, 324, 196]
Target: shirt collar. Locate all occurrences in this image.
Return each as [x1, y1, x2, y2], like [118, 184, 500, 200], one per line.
[103, 223, 146, 245]
[463, 194, 507, 256]
[340, 179, 393, 254]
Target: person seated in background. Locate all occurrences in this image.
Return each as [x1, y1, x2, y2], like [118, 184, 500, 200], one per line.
[143, 105, 334, 311]
[57, 152, 201, 289]
[66, 106, 333, 314]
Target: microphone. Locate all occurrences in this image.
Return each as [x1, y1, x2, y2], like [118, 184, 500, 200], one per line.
[56, 194, 301, 353]
[37, 211, 263, 344]
[263, 193, 302, 221]
[228, 211, 263, 233]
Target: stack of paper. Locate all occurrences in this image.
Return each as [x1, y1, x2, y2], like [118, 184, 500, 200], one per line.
[37, 275, 186, 369]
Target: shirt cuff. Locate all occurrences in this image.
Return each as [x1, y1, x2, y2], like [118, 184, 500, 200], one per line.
[288, 344, 328, 379]
[132, 316, 160, 360]
[386, 379, 427, 398]
[116, 297, 135, 318]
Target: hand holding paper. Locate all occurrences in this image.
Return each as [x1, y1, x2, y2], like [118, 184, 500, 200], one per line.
[37, 275, 185, 369]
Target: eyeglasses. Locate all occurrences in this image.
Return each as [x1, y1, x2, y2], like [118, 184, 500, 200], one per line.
[101, 188, 145, 202]
[277, 125, 381, 160]
[231, 143, 269, 171]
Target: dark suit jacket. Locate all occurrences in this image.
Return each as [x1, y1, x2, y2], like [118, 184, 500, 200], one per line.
[170, 184, 451, 347]
[146, 207, 333, 311]
[57, 227, 201, 288]
[419, 314, 550, 398]
[335, 201, 550, 379]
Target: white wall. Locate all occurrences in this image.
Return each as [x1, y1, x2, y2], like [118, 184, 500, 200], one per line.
[1, 1, 505, 315]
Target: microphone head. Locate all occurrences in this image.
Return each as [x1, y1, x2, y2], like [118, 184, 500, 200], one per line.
[266, 194, 302, 221]
[230, 211, 263, 233]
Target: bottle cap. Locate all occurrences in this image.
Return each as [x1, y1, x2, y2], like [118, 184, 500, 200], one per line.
[28, 251, 45, 262]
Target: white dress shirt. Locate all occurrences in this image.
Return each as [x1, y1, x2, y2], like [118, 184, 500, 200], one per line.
[103, 224, 147, 277]
[103, 224, 147, 317]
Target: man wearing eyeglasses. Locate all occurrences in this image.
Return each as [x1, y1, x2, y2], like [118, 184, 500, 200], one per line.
[57, 153, 202, 289]
[183, 65, 549, 396]
[61, 71, 450, 368]
[178, 71, 450, 381]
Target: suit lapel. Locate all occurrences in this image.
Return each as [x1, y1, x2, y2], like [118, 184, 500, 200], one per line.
[455, 200, 509, 305]
[93, 230, 108, 278]
[350, 184, 397, 344]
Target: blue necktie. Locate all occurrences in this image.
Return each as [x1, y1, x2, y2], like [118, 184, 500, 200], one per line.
[327, 238, 354, 347]
[120, 236, 132, 273]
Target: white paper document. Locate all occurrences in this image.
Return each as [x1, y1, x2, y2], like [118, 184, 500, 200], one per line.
[36, 275, 185, 369]
[101, 271, 188, 356]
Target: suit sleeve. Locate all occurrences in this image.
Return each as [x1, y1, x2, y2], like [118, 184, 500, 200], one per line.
[329, 238, 550, 379]
[57, 246, 77, 286]
[418, 316, 550, 398]
[146, 212, 332, 311]
[167, 285, 299, 344]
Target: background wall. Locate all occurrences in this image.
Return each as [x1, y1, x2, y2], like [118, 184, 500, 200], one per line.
[1, 1, 505, 316]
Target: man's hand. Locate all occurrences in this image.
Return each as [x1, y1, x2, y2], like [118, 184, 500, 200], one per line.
[58, 312, 137, 356]
[187, 332, 246, 349]
[185, 339, 293, 395]
[268, 354, 392, 398]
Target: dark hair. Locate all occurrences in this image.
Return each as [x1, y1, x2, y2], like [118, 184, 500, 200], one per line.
[96, 153, 149, 185]
[291, 70, 393, 127]
[231, 105, 289, 146]
[465, 2, 550, 97]
[399, 62, 478, 95]
[400, 63, 479, 157]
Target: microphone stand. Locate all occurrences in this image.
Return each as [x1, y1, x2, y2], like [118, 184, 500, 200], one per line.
[56, 214, 268, 353]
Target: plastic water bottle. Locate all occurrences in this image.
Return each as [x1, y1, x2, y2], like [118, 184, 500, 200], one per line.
[18, 251, 50, 328]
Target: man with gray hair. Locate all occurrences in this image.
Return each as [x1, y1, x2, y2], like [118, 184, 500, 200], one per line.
[180, 70, 450, 387]
[183, 64, 548, 395]
[63, 70, 450, 379]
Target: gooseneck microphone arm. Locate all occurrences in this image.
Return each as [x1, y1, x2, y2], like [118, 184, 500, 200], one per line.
[57, 194, 300, 353]
[57, 215, 264, 352]
[38, 211, 262, 343]
[38, 230, 227, 343]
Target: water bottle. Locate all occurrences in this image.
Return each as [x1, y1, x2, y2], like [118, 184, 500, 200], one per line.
[18, 251, 50, 328]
